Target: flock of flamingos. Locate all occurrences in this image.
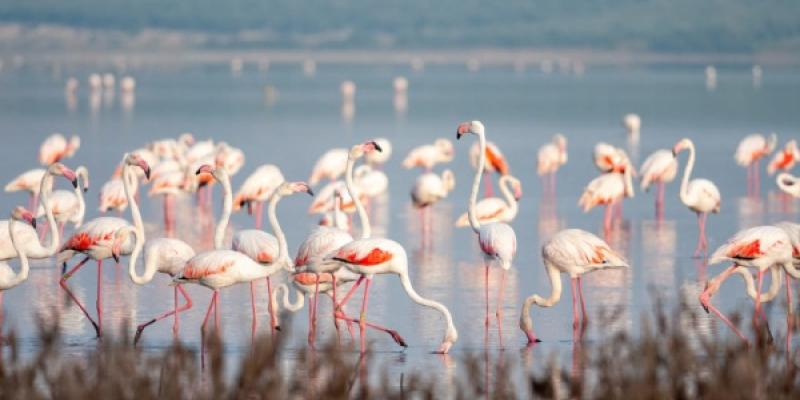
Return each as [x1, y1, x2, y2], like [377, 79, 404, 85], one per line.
[2, 118, 800, 360]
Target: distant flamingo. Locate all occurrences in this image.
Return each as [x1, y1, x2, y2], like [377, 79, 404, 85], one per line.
[673, 138, 721, 257]
[537, 134, 567, 195]
[622, 113, 641, 136]
[319, 189, 350, 231]
[593, 142, 630, 173]
[110, 225, 195, 344]
[36, 166, 89, 237]
[232, 164, 285, 229]
[214, 142, 246, 177]
[454, 174, 521, 227]
[364, 137, 392, 168]
[0, 163, 77, 261]
[639, 149, 678, 218]
[57, 153, 150, 337]
[735, 133, 776, 195]
[411, 169, 455, 208]
[458, 120, 516, 345]
[39, 133, 80, 166]
[776, 173, 800, 197]
[309, 148, 348, 186]
[99, 170, 139, 213]
[520, 229, 629, 343]
[402, 138, 454, 171]
[5, 168, 49, 212]
[699, 226, 794, 342]
[148, 167, 190, 232]
[0, 207, 38, 341]
[578, 167, 634, 232]
[767, 140, 800, 175]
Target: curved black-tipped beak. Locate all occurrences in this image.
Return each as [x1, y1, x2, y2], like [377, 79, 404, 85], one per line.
[71, 178, 78, 189]
[456, 132, 463, 140]
[112, 253, 120, 264]
[307, 188, 315, 196]
[30, 218, 37, 229]
[672, 149, 677, 157]
[372, 142, 383, 152]
[195, 167, 203, 175]
[144, 167, 151, 180]
[83, 186, 89, 193]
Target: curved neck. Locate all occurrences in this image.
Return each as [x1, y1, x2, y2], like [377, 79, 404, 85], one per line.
[267, 191, 290, 267]
[345, 154, 371, 239]
[679, 142, 695, 204]
[74, 168, 87, 226]
[122, 165, 144, 237]
[214, 171, 233, 250]
[623, 167, 634, 197]
[498, 176, 518, 215]
[783, 261, 800, 280]
[273, 283, 305, 313]
[39, 172, 59, 254]
[8, 219, 30, 288]
[399, 271, 456, 345]
[127, 229, 155, 285]
[467, 132, 487, 233]
[521, 262, 562, 337]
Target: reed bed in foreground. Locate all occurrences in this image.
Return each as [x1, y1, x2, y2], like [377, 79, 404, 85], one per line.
[0, 306, 798, 399]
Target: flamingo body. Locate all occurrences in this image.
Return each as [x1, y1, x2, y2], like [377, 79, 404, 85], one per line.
[639, 149, 678, 191]
[309, 148, 348, 185]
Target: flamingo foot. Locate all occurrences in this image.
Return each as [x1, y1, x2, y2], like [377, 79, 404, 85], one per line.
[434, 341, 453, 354]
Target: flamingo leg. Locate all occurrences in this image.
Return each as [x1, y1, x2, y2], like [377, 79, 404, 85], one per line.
[334, 310, 407, 347]
[96, 260, 103, 337]
[266, 277, 276, 335]
[484, 260, 490, 328]
[134, 285, 192, 344]
[59, 256, 101, 337]
[786, 272, 794, 353]
[336, 275, 364, 309]
[200, 290, 218, 369]
[699, 265, 749, 343]
[693, 213, 704, 257]
[754, 160, 761, 194]
[577, 277, 588, 323]
[330, 275, 340, 343]
[496, 268, 506, 347]
[31, 194, 39, 215]
[249, 281, 258, 332]
[359, 277, 372, 353]
[603, 204, 613, 233]
[753, 269, 764, 326]
[571, 278, 580, 330]
[255, 202, 263, 230]
[483, 173, 493, 197]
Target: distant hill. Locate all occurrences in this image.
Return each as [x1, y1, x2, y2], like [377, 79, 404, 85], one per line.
[1, 0, 799, 52]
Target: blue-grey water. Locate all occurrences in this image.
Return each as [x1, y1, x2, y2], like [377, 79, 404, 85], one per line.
[1, 61, 799, 393]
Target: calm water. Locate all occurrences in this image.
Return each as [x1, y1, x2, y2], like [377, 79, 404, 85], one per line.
[1, 61, 799, 391]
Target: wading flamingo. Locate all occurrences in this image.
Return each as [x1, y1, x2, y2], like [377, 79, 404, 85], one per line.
[470, 139, 509, 196]
[454, 174, 521, 228]
[411, 169, 455, 208]
[35, 166, 89, 236]
[232, 164, 285, 229]
[767, 140, 800, 175]
[110, 225, 195, 344]
[0, 163, 77, 261]
[537, 134, 567, 195]
[578, 167, 634, 233]
[147, 167, 190, 232]
[0, 207, 38, 340]
[98, 170, 139, 213]
[39, 133, 80, 166]
[593, 142, 630, 173]
[402, 138, 454, 171]
[639, 149, 678, 218]
[699, 226, 794, 342]
[354, 165, 389, 199]
[777, 173, 800, 197]
[457, 120, 516, 345]
[673, 138, 721, 257]
[57, 153, 150, 337]
[735, 133, 776, 195]
[309, 148, 348, 186]
[520, 229, 628, 343]
[4, 168, 49, 211]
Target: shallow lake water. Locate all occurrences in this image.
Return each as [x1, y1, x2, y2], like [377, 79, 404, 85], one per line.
[0, 60, 799, 393]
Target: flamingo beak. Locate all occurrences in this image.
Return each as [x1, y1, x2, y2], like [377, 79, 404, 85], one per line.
[363, 141, 382, 153]
[83, 185, 89, 193]
[306, 187, 314, 196]
[196, 165, 213, 176]
[514, 187, 523, 201]
[113, 252, 120, 264]
[62, 167, 78, 188]
[456, 122, 470, 139]
[26, 214, 36, 229]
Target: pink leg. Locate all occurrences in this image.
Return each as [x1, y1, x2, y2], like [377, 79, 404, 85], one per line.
[163, 195, 170, 231]
[59, 257, 101, 337]
[334, 310, 407, 347]
[484, 261, 490, 328]
[336, 275, 364, 309]
[249, 281, 258, 332]
[96, 260, 103, 336]
[200, 290, 218, 369]
[570, 278, 580, 330]
[134, 285, 192, 344]
[787, 272, 793, 353]
[215, 290, 220, 332]
[330, 275, 340, 342]
[693, 213, 705, 257]
[753, 269, 764, 326]
[754, 160, 761, 194]
[359, 277, 372, 353]
[484, 173, 494, 197]
[266, 277, 276, 334]
[603, 204, 613, 233]
[700, 265, 749, 342]
[496, 269, 506, 347]
[577, 277, 588, 322]
[255, 202, 263, 230]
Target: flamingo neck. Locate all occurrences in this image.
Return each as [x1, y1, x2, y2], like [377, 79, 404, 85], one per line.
[272, 283, 305, 313]
[267, 190, 290, 267]
[214, 170, 233, 250]
[38, 172, 59, 256]
[498, 175, 518, 218]
[623, 167, 634, 198]
[122, 165, 144, 238]
[127, 229, 154, 285]
[74, 167, 88, 226]
[783, 261, 800, 280]
[398, 269, 458, 348]
[533, 262, 563, 307]
[467, 131, 487, 233]
[679, 141, 695, 205]
[7, 218, 30, 288]
[345, 154, 371, 239]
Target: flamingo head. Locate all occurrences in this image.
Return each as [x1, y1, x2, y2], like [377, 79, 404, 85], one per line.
[125, 153, 151, 180]
[456, 120, 484, 139]
[554, 133, 567, 152]
[111, 226, 136, 264]
[510, 176, 523, 201]
[349, 140, 382, 160]
[277, 181, 314, 197]
[48, 163, 78, 188]
[10, 206, 36, 228]
[672, 138, 692, 156]
[435, 326, 459, 354]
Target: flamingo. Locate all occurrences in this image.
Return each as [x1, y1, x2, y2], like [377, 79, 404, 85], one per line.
[35, 165, 89, 237]
[0, 207, 38, 340]
[639, 149, 678, 218]
[354, 165, 389, 199]
[110, 225, 195, 344]
[232, 164, 285, 229]
[699, 226, 794, 342]
[735, 133, 776, 195]
[98, 169, 139, 213]
[214, 142, 245, 177]
[456, 120, 516, 344]
[319, 189, 350, 231]
[309, 148, 348, 186]
[57, 153, 150, 337]
[593, 142, 630, 173]
[148, 167, 191, 232]
[776, 173, 800, 197]
[673, 138, 721, 257]
[454, 174, 521, 228]
[0, 163, 77, 261]
[470, 139, 509, 196]
[411, 169, 455, 208]
[4, 168, 49, 211]
[149, 133, 194, 160]
[578, 167, 634, 233]
[520, 229, 629, 343]
[623, 113, 641, 136]
[767, 140, 800, 175]
[364, 137, 392, 168]
[307, 180, 361, 215]
[39, 133, 80, 166]
[536, 134, 567, 195]
[402, 138, 454, 171]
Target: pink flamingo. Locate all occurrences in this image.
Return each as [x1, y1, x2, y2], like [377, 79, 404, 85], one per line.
[537, 134, 567, 195]
[673, 138, 721, 257]
[354, 165, 388, 199]
[593, 142, 630, 173]
[469, 139, 509, 196]
[402, 138, 454, 171]
[0, 207, 38, 341]
[214, 142, 245, 177]
[309, 148, 348, 185]
[39, 133, 80, 166]
[520, 229, 629, 343]
[767, 140, 800, 176]
[0, 163, 77, 261]
[35, 166, 89, 237]
[639, 149, 678, 219]
[319, 189, 350, 231]
[699, 226, 794, 342]
[578, 166, 634, 233]
[110, 225, 195, 344]
[57, 153, 150, 337]
[147, 167, 189, 232]
[458, 120, 516, 345]
[735, 133, 776, 195]
[411, 169, 455, 208]
[364, 137, 392, 168]
[148, 133, 194, 160]
[454, 174, 521, 227]
[4, 168, 49, 211]
[98, 168, 139, 214]
[232, 164, 284, 229]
